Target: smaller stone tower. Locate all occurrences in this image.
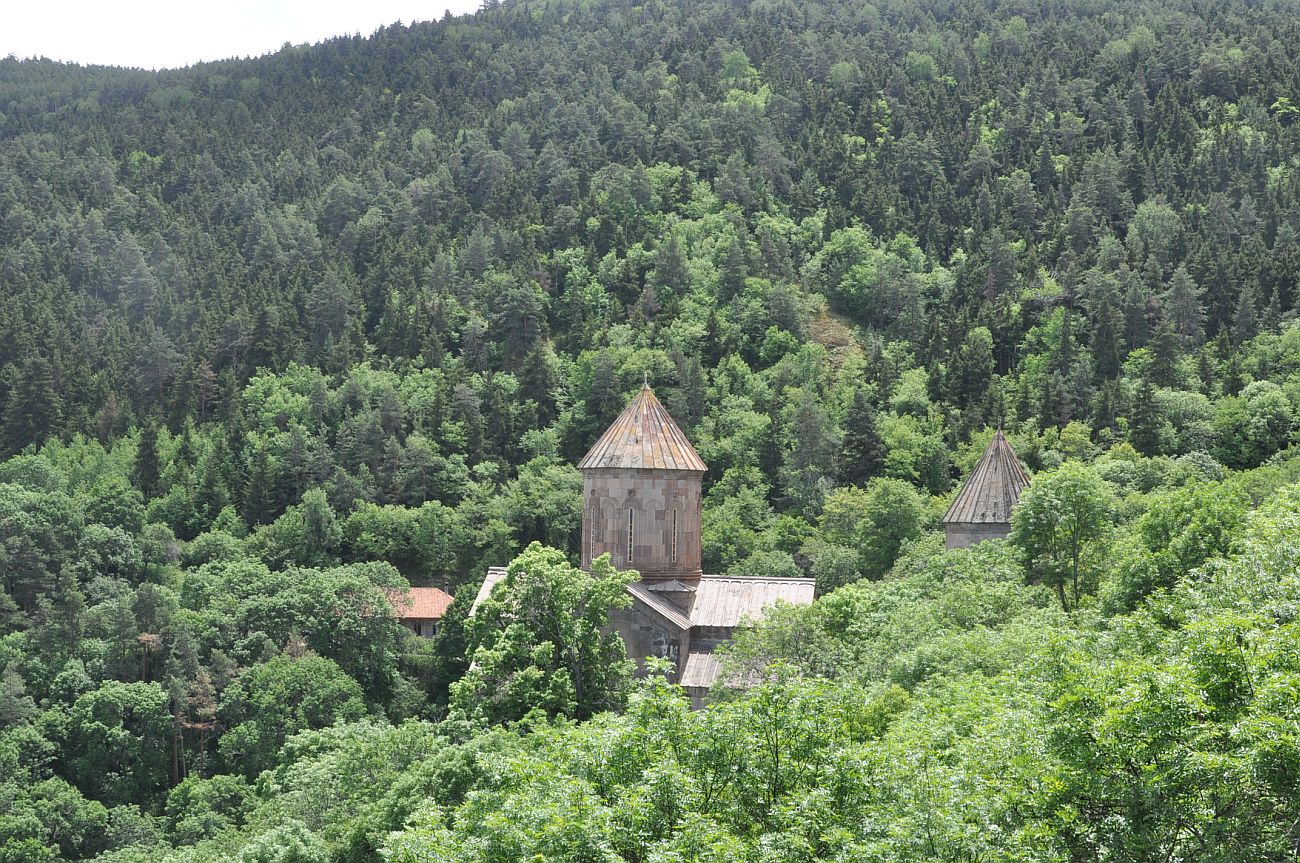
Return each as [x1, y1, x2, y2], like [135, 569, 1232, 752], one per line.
[942, 428, 1031, 549]
[577, 384, 707, 584]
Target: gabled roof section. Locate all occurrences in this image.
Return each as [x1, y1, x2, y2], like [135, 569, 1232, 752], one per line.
[470, 566, 509, 615]
[680, 650, 762, 691]
[625, 581, 694, 631]
[689, 576, 816, 628]
[680, 652, 724, 690]
[385, 586, 454, 620]
[943, 429, 1031, 525]
[577, 384, 707, 472]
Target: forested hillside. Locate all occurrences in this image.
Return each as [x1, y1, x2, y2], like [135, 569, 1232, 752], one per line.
[5, 0, 1300, 859]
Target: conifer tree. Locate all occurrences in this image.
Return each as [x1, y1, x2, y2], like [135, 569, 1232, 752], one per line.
[1262, 286, 1283, 333]
[653, 233, 689, 296]
[1, 355, 63, 455]
[1163, 265, 1205, 346]
[1147, 319, 1182, 388]
[132, 421, 162, 500]
[718, 230, 748, 301]
[1091, 301, 1123, 380]
[1231, 278, 1261, 344]
[242, 446, 276, 525]
[1129, 377, 1162, 455]
[1124, 278, 1151, 349]
[836, 388, 886, 487]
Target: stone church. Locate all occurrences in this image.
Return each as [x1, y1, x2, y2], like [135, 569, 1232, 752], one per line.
[475, 384, 815, 706]
[942, 428, 1030, 549]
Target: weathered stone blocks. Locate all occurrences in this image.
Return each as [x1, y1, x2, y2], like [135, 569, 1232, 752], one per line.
[580, 467, 703, 581]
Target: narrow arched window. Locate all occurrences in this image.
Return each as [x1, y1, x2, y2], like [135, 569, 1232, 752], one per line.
[589, 506, 597, 563]
[671, 508, 679, 563]
[627, 508, 635, 562]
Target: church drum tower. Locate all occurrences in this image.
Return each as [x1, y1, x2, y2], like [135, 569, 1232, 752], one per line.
[577, 384, 706, 584]
[942, 428, 1031, 549]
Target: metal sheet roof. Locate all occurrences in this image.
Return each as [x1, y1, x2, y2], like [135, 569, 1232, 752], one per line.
[687, 576, 816, 628]
[625, 581, 694, 630]
[943, 429, 1031, 525]
[577, 384, 707, 472]
[647, 579, 697, 594]
[680, 652, 723, 690]
[470, 566, 508, 615]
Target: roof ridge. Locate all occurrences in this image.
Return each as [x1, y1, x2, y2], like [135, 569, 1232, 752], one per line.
[700, 575, 817, 583]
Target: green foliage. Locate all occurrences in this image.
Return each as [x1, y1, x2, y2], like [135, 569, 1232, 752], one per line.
[64, 682, 172, 807]
[453, 544, 634, 723]
[1104, 479, 1249, 612]
[815, 478, 928, 585]
[4, 0, 1300, 859]
[249, 488, 341, 569]
[218, 655, 367, 778]
[164, 774, 252, 845]
[1010, 462, 1114, 609]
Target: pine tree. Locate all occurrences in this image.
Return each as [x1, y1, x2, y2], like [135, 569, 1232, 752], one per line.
[1124, 278, 1151, 349]
[521, 346, 556, 424]
[1232, 278, 1261, 344]
[1163, 265, 1205, 346]
[718, 230, 748, 301]
[836, 388, 886, 486]
[242, 445, 276, 525]
[783, 388, 836, 510]
[1147, 319, 1181, 388]
[1093, 380, 1122, 433]
[1, 355, 63, 455]
[653, 233, 689, 296]
[1262, 285, 1283, 333]
[194, 452, 230, 522]
[1196, 347, 1217, 395]
[132, 421, 163, 500]
[1129, 376, 1162, 455]
[1092, 300, 1124, 380]
[952, 327, 995, 406]
[95, 392, 124, 444]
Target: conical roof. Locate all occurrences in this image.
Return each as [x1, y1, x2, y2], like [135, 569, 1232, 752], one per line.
[577, 384, 707, 472]
[943, 429, 1030, 525]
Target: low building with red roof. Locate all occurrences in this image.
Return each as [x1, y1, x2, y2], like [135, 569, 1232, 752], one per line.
[385, 586, 454, 637]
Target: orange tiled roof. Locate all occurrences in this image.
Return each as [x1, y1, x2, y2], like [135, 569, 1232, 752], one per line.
[385, 586, 454, 620]
[577, 384, 707, 472]
[942, 429, 1031, 525]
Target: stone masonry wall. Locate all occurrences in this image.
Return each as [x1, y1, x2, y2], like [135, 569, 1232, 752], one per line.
[581, 467, 703, 581]
[944, 521, 1012, 549]
[610, 604, 691, 679]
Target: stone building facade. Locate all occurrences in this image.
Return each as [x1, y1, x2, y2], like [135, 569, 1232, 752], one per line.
[475, 384, 816, 706]
[580, 469, 703, 581]
[578, 385, 815, 705]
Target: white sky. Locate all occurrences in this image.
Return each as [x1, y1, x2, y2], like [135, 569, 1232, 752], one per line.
[4, 0, 486, 70]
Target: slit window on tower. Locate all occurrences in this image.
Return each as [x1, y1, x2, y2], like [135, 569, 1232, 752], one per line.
[627, 508, 635, 562]
[672, 509, 678, 563]
[589, 507, 597, 562]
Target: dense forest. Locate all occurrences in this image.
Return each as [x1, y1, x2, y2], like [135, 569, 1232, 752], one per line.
[5, 0, 1300, 858]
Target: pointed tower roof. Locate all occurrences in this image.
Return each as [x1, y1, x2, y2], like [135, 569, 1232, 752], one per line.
[578, 384, 707, 472]
[943, 429, 1030, 525]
